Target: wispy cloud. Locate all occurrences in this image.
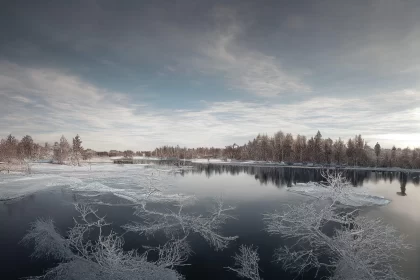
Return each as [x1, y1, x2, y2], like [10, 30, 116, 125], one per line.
[187, 7, 311, 97]
[1, 61, 418, 150]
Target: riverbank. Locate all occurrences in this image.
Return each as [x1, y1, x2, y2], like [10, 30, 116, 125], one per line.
[127, 157, 420, 173]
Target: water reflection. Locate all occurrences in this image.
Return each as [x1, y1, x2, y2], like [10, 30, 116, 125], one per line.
[397, 172, 408, 196]
[176, 164, 420, 189]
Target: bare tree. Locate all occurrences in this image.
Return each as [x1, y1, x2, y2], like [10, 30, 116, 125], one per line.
[333, 138, 346, 165]
[53, 136, 71, 164]
[123, 196, 238, 251]
[0, 134, 19, 173]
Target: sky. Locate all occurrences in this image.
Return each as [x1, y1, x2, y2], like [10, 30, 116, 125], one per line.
[1, 0, 420, 151]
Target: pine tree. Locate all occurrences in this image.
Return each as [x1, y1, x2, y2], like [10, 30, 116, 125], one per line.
[374, 142, 381, 166]
[314, 131, 323, 163]
[391, 146, 397, 167]
[346, 139, 355, 166]
[333, 138, 345, 165]
[323, 138, 333, 164]
[72, 134, 83, 166]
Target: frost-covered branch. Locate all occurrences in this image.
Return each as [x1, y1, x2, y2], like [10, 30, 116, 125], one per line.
[144, 237, 191, 269]
[227, 245, 262, 280]
[289, 171, 390, 207]
[23, 203, 189, 280]
[123, 196, 238, 251]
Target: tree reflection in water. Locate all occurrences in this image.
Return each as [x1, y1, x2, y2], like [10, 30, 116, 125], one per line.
[184, 164, 419, 192]
[139, 159, 419, 196]
[397, 172, 408, 196]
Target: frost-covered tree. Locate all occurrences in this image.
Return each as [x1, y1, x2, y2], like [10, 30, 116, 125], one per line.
[19, 135, 34, 159]
[263, 202, 410, 280]
[22, 203, 189, 280]
[227, 245, 261, 280]
[123, 150, 134, 158]
[53, 136, 71, 164]
[0, 134, 19, 173]
[261, 172, 411, 280]
[72, 134, 83, 166]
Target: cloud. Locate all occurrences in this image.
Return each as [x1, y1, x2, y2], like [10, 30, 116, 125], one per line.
[188, 8, 311, 97]
[1, 61, 419, 150]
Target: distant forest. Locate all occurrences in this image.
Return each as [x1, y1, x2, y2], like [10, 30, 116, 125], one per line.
[152, 131, 420, 169]
[1, 131, 420, 170]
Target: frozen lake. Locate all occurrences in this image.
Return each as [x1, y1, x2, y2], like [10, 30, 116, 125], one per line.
[1, 163, 419, 279]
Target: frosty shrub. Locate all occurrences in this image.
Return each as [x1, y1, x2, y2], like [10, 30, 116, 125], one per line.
[22, 203, 190, 280]
[227, 245, 262, 280]
[123, 196, 238, 251]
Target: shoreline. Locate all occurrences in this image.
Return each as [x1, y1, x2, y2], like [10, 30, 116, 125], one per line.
[111, 157, 420, 173]
[2, 159, 420, 175]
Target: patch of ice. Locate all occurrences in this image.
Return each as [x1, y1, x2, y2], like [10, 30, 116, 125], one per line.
[0, 174, 75, 201]
[1, 163, 188, 203]
[288, 183, 391, 207]
[190, 159, 227, 163]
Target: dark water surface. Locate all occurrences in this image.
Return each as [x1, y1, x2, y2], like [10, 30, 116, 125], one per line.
[1, 165, 419, 279]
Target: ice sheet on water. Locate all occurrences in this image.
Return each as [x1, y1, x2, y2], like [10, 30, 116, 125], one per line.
[0, 174, 80, 201]
[288, 183, 391, 207]
[1, 164, 188, 203]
